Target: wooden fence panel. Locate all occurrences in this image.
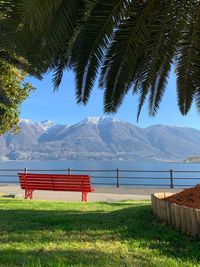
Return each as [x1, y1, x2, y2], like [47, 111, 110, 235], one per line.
[151, 193, 200, 237]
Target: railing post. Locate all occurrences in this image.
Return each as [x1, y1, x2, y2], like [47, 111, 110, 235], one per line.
[116, 168, 119, 188]
[24, 168, 28, 173]
[170, 169, 174, 188]
[68, 168, 71, 175]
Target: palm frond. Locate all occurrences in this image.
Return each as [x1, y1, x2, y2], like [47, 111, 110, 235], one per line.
[2, 0, 83, 73]
[2, 0, 200, 118]
[102, 0, 163, 113]
[135, 0, 187, 119]
[71, 0, 129, 104]
[176, 2, 200, 115]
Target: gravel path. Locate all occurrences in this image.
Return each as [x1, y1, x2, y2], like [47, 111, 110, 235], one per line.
[0, 184, 182, 202]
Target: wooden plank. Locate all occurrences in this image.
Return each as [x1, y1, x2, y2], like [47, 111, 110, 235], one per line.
[20, 185, 93, 192]
[157, 197, 162, 219]
[154, 193, 159, 198]
[154, 195, 158, 217]
[154, 195, 159, 216]
[161, 200, 168, 222]
[18, 172, 88, 176]
[159, 200, 165, 221]
[19, 173, 90, 178]
[180, 206, 187, 234]
[197, 210, 200, 235]
[24, 185, 93, 191]
[151, 194, 156, 214]
[155, 196, 159, 217]
[166, 201, 172, 224]
[152, 195, 157, 215]
[190, 208, 200, 236]
[170, 203, 176, 227]
[23, 181, 91, 186]
[22, 181, 91, 186]
[164, 192, 175, 198]
[158, 192, 165, 199]
[173, 204, 181, 230]
[24, 178, 91, 183]
[185, 206, 193, 236]
[159, 199, 164, 220]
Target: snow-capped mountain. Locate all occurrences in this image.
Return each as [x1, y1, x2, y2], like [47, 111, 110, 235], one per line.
[75, 116, 121, 126]
[1, 117, 200, 161]
[40, 120, 57, 130]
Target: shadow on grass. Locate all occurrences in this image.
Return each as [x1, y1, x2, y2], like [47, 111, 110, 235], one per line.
[0, 247, 158, 267]
[0, 202, 200, 266]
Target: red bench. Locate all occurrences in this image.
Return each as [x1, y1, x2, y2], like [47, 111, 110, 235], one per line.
[18, 173, 94, 202]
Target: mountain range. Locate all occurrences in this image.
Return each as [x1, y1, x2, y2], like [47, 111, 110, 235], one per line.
[0, 117, 200, 161]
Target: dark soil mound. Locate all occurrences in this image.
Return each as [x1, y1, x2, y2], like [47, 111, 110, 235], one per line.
[164, 184, 200, 209]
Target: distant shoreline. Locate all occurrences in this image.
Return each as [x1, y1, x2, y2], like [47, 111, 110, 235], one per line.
[0, 159, 185, 163]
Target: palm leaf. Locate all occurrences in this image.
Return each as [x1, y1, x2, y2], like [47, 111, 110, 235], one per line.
[135, 0, 183, 119]
[2, 0, 200, 118]
[102, 0, 162, 113]
[70, 0, 129, 104]
[176, 2, 200, 115]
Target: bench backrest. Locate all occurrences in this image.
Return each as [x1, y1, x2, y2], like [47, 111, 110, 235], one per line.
[18, 173, 93, 192]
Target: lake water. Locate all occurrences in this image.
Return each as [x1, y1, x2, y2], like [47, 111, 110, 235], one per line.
[0, 160, 200, 188]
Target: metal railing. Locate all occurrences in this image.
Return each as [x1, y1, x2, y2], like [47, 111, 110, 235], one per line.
[0, 168, 200, 188]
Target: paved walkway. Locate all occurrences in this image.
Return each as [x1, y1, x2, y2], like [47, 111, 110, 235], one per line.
[0, 184, 182, 202]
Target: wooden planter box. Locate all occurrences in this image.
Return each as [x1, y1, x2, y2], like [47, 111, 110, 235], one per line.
[151, 193, 200, 236]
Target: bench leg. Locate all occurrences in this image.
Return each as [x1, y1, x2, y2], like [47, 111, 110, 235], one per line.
[25, 189, 33, 199]
[82, 192, 87, 202]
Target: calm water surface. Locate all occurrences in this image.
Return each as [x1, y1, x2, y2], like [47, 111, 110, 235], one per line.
[0, 161, 200, 188]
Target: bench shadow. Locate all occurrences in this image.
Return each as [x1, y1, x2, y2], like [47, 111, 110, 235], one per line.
[0, 202, 200, 265]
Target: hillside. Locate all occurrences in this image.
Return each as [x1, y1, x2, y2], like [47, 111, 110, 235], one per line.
[184, 157, 200, 163]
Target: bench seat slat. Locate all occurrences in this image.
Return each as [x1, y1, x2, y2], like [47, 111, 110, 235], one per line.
[20, 174, 90, 179]
[20, 177, 90, 183]
[20, 186, 93, 192]
[19, 177, 91, 182]
[19, 174, 90, 178]
[20, 184, 91, 188]
[19, 177, 91, 181]
[20, 183, 92, 188]
[19, 179, 89, 182]
[20, 186, 92, 190]
[20, 181, 91, 185]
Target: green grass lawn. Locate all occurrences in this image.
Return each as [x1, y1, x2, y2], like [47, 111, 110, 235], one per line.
[0, 199, 200, 267]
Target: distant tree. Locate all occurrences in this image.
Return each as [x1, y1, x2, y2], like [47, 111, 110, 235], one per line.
[2, 1, 200, 118]
[0, 61, 34, 134]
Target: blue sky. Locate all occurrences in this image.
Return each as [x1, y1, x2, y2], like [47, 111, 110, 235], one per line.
[21, 70, 200, 129]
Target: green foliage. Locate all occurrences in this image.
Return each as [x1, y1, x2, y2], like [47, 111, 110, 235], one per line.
[2, 1, 200, 118]
[0, 199, 200, 267]
[0, 2, 37, 135]
[0, 61, 34, 134]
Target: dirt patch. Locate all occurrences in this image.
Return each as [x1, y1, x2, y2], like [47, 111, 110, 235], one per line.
[164, 184, 200, 209]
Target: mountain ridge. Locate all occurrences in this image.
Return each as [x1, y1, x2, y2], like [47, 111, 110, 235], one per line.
[0, 117, 199, 161]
